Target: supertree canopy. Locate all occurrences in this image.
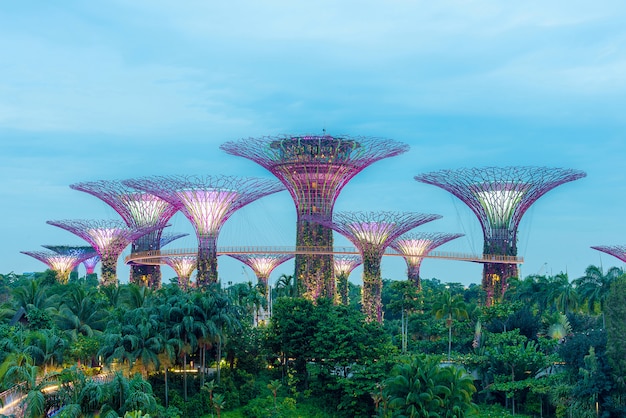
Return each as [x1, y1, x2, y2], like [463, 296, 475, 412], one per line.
[21, 250, 89, 283]
[390, 232, 463, 290]
[42, 244, 100, 277]
[591, 245, 626, 263]
[414, 166, 586, 305]
[70, 180, 179, 287]
[160, 232, 189, 248]
[162, 255, 197, 290]
[310, 211, 441, 322]
[221, 134, 409, 300]
[228, 253, 295, 291]
[123, 175, 285, 286]
[333, 255, 362, 305]
[46, 219, 163, 287]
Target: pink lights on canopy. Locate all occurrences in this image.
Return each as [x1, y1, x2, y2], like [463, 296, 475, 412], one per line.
[228, 253, 295, 283]
[20, 250, 86, 283]
[333, 255, 362, 276]
[176, 189, 240, 235]
[591, 245, 626, 264]
[391, 232, 464, 267]
[163, 255, 197, 289]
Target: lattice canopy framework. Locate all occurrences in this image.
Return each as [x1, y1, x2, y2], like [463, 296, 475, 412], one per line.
[160, 232, 189, 248]
[162, 256, 197, 290]
[390, 232, 464, 290]
[228, 253, 295, 290]
[21, 250, 88, 284]
[123, 175, 285, 286]
[42, 245, 99, 278]
[415, 166, 586, 305]
[221, 134, 409, 300]
[333, 255, 362, 305]
[46, 219, 163, 287]
[311, 211, 441, 322]
[591, 245, 626, 264]
[70, 180, 180, 287]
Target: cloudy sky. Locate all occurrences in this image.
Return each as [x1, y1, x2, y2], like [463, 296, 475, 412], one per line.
[1, 1, 625, 287]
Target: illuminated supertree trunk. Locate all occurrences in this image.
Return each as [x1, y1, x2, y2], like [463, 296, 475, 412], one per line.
[333, 255, 361, 305]
[163, 255, 197, 290]
[42, 245, 99, 278]
[390, 232, 463, 290]
[221, 134, 409, 301]
[123, 175, 285, 287]
[46, 219, 162, 287]
[20, 250, 88, 284]
[70, 180, 179, 287]
[591, 245, 626, 263]
[415, 166, 586, 306]
[310, 211, 440, 322]
[228, 253, 294, 324]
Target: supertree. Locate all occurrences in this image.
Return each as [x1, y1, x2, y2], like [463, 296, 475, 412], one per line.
[310, 211, 441, 322]
[591, 245, 626, 263]
[46, 219, 163, 286]
[333, 255, 362, 305]
[123, 175, 285, 286]
[70, 180, 179, 287]
[42, 244, 99, 279]
[160, 232, 189, 248]
[162, 255, 197, 290]
[221, 134, 409, 300]
[390, 232, 464, 290]
[20, 250, 89, 283]
[414, 166, 586, 305]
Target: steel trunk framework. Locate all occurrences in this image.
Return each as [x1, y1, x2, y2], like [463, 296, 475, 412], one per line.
[591, 245, 626, 263]
[42, 245, 99, 276]
[414, 166, 586, 305]
[310, 211, 441, 322]
[20, 250, 88, 284]
[46, 219, 162, 287]
[162, 255, 197, 290]
[227, 253, 295, 290]
[220, 134, 409, 300]
[123, 175, 285, 286]
[70, 180, 179, 287]
[390, 232, 463, 290]
[333, 255, 362, 305]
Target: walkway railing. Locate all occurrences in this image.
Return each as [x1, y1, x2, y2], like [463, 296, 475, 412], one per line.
[125, 246, 523, 265]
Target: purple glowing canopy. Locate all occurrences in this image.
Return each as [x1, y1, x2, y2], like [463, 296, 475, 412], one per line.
[333, 255, 362, 276]
[42, 244, 100, 276]
[591, 245, 626, 264]
[162, 255, 197, 290]
[21, 250, 87, 283]
[227, 253, 295, 284]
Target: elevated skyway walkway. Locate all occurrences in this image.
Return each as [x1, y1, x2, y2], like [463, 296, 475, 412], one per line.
[125, 246, 523, 266]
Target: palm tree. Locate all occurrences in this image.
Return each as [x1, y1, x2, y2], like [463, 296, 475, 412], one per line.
[432, 291, 468, 361]
[24, 329, 66, 374]
[574, 265, 624, 328]
[547, 272, 578, 314]
[205, 291, 239, 384]
[55, 286, 108, 342]
[275, 274, 296, 298]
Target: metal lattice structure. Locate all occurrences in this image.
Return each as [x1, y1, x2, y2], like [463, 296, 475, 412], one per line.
[311, 211, 441, 322]
[333, 255, 362, 305]
[221, 134, 409, 300]
[591, 245, 626, 264]
[20, 250, 88, 283]
[390, 232, 464, 290]
[70, 180, 179, 287]
[46, 219, 163, 286]
[160, 232, 189, 248]
[414, 166, 586, 305]
[162, 255, 197, 290]
[42, 245, 99, 278]
[228, 253, 295, 288]
[123, 175, 285, 286]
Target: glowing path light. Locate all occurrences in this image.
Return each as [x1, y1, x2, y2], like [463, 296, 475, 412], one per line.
[390, 232, 463, 290]
[221, 134, 409, 300]
[415, 166, 586, 305]
[47, 219, 163, 286]
[123, 175, 285, 286]
[310, 211, 441, 322]
[70, 180, 179, 287]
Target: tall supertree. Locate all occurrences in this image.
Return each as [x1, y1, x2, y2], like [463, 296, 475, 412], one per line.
[390, 232, 464, 290]
[162, 255, 197, 290]
[47, 219, 163, 287]
[221, 134, 409, 300]
[70, 180, 179, 287]
[591, 245, 626, 263]
[310, 211, 441, 322]
[123, 175, 285, 286]
[42, 244, 99, 279]
[333, 255, 362, 305]
[414, 166, 586, 305]
[20, 250, 89, 283]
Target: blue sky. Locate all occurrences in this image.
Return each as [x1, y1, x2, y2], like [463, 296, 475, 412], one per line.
[1, 1, 625, 288]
